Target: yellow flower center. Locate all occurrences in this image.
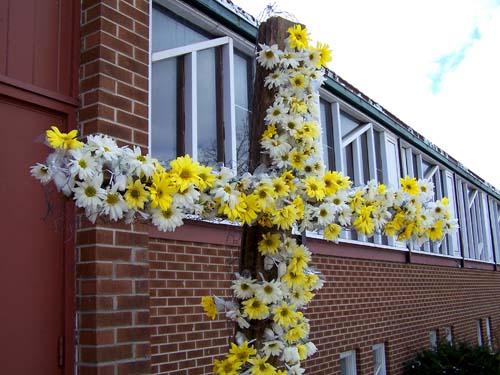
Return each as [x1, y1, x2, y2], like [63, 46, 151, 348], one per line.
[264, 285, 273, 294]
[85, 186, 96, 197]
[162, 209, 173, 219]
[78, 159, 87, 168]
[106, 193, 119, 205]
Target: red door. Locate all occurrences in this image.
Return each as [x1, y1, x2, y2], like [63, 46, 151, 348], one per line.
[0, 96, 70, 374]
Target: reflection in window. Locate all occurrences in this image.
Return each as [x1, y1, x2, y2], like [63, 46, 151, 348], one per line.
[197, 49, 217, 166]
[151, 59, 177, 163]
[234, 52, 252, 174]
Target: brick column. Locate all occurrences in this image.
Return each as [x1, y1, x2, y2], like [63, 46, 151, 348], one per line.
[77, 1, 151, 374]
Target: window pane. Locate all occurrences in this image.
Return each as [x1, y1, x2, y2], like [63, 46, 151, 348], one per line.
[234, 52, 251, 173]
[197, 49, 217, 166]
[151, 58, 177, 163]
[152, 7, 208, 52]
[340, 111, 359, 137]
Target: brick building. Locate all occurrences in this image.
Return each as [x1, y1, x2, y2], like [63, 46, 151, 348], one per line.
[1, 0, 500, 374]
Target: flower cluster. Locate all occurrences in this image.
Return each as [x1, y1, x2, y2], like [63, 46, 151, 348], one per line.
[31, 126, 218, 230]
[31, 23, 458, 375]
[203, 232, 322, 375]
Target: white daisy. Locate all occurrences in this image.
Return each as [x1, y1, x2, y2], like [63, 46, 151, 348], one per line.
[256, 43, 281, 70]
[265, 69, 287, 89]
[262, 340, 284, 357]
[125, 146, 156, 178]
[280, 50, 301, 68]
[173, 184, 200, 208]
[73, 174, 105, 211]
[69, 149, 98, 180]
[264, 102, 288, 124]
[30, 163, 53, 184]
[315, 202, 335, 226]
[254, 280, 283, 305]
[282, 346, 300, 364]
[288, 363, 306, 375]
[151, 205, 184, 232]
[418, 178, 435, 201]
[101, 186, 128, 221]
[230, 276, 256, 300]
[87, 134, 120, 162]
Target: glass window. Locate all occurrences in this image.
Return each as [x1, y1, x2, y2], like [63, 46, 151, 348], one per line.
[429, 329, 438, 350]
[152, 6, 208, 52]
[151, 58, 177, 163]
[234, 52, 252, 173]
[477, 319, 483, 346]
[444, 326, 453, 344]
[373, 344, 387, 375]
[196, 48, 217, 166]
[151, 4, 253, 171]
[340, 350, 357, 375]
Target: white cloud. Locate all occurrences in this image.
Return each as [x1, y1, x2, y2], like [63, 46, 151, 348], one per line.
[234, 0, 500, 189]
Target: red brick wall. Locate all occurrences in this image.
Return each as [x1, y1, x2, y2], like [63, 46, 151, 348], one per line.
[77, 1, 151, 374]
[149, 237, 239, 375]
[149, 225, 500, 375]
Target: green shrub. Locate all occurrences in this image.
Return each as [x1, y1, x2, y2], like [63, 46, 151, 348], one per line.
[404, 342, 500, 375]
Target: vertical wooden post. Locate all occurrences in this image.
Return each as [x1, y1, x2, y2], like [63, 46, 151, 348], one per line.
[240, 16, 298, 344]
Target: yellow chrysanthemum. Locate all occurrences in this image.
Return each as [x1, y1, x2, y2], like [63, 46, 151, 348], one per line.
[304, 176, 326, 201]
[272, 204, 299, 230]
[282, 269, 306, 289]
[258, 232, 281, 255]
[248, 355, 276, 375]
[324, 223, 342, 241]
[297, 344, 308, 360]
[290, 150, 306, 170]
[228, 341, 257, 364]
[290, 74, 307, 90]
[170, 155, 201, 191]
[239, 193, 260, 225]
[201, 296, 217, 320]
[124, 178, 149, 209]
[273, 304, 298, 328]
[400, 176, 419, 196]
[242, 297, 269, 320]
[289, 97, 308, 114]
[198, 165, 216, 190]
[46, 126, 83, 150]
[316, 41, 332, 67]
[262, 124, 277, 140]
[353, 205, 375, 235]
[148, 172, 174, 210]
[427, 220, 444, 241]
[287, 24, 309, 50]
[284, 322, 308, 343]
[272, 177, 290, 197]
[213, 358, 243, 375]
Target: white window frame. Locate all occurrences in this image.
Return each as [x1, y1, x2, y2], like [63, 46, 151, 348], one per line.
[488, 198, 500, 265]
[444, 326, 453, 344]
[152, 36, 237, 170]
[486, 317, 493, 349]
[318, 93, 406, 249]
[457, 179, 494, 262]
[429, 329, 438, 351]
[340, 350, 357, 375]
[477, 319, 483, 346]
[373, 343, 387, 375]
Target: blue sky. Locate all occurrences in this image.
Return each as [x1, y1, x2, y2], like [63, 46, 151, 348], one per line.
[235, 0, 500, 189]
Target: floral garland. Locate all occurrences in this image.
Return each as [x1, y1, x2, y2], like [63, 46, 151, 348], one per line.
[31, 24, 457, 375]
